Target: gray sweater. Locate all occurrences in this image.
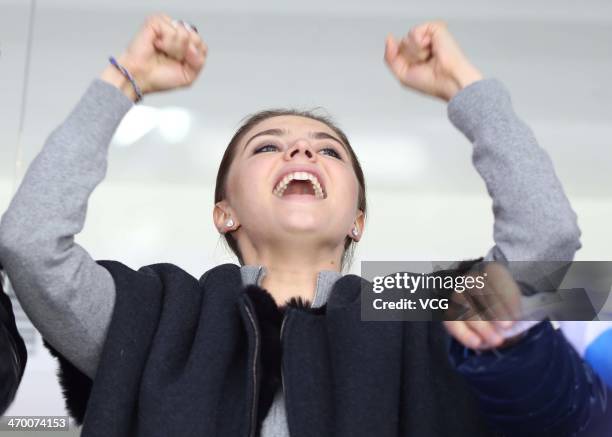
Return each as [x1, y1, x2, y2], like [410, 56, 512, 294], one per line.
[0, 78, 581, 436]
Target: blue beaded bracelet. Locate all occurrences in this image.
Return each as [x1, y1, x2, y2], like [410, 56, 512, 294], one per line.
[108, 56, 143, 103]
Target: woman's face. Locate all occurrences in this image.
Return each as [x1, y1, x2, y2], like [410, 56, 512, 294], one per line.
[221, 115, 363, 253]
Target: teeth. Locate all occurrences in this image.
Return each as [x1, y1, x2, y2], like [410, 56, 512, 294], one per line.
[273, 171, 326, 199]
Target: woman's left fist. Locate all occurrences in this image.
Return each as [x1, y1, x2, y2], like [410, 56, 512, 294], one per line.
[384, 21, 483, 101]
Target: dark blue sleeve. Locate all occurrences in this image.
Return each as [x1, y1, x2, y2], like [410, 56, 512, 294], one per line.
[448, 321, 609, 436]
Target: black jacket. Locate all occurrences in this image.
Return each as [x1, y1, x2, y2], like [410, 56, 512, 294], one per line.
[0, 262, 27, 414]
[45, 260, 496, 437]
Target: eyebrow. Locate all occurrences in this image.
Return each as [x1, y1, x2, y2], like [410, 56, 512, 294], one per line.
[242, 128, 348, 154]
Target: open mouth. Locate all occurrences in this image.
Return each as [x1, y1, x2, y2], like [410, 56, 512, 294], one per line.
[272, 171, 326, 200]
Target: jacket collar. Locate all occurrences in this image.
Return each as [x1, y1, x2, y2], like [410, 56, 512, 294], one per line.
[240, 265, 343, 309]
[198, 263, 365, 311]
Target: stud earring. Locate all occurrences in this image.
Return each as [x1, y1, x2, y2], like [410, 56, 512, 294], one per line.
[226, 218, 234, 228]
[352, 227, 359, 237]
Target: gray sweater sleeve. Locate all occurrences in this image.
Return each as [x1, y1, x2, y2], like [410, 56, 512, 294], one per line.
[447, 78, 581, 262]
[0, 77, 581, 382]
[0, 79, 133, 378]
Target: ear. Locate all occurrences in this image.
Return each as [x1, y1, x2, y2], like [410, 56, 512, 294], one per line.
[213, 200, 239, 234]
[348, 209, 365, 242]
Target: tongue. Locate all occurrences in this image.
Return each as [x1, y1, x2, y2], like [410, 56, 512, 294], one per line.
[284, 180, 315, 196]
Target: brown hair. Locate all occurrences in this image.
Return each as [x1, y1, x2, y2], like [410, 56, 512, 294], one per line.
[214, 109, 367, 272]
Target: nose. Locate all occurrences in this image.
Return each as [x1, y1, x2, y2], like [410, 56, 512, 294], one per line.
[284, 139, 316, 161]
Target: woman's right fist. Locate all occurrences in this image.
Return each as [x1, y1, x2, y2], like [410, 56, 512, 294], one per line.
[101, 14, 207, 100]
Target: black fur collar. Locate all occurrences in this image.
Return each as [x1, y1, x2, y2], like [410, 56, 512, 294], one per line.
[243, 284, 327, 316]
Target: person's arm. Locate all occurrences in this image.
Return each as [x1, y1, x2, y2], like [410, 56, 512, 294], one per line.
[384, 20, 580, 348]
[447, 78, 581, 264]
[440, 38, 607, 437]
[0, 80, 133, 379]
[0, 13, 207, 379]
[448, 321, 609, 435]
[384, 21, 602, 434]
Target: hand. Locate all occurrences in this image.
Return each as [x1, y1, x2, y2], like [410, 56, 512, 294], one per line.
[443, 262, 523, 350]
[384, 21, 483, 102]
[100, 14, 208, 101]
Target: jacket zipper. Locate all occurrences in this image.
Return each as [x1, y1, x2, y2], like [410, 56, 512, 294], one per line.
[243, 304, 259, 437]
[280, 313, 288, 392]
[279, 311, 291, 433]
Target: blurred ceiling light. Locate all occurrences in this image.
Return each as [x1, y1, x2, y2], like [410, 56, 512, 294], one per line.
[111, 106, 193, 146]
[157, 107, 192, 144]
[111, 105, 159, 147]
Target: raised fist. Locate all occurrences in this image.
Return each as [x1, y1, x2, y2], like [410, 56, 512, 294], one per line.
[384, 21, 483, 101]
[102, 14, 207, 99]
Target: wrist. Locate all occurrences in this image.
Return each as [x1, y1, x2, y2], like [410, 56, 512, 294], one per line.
[99, 55, 144, 103]
[100, 65, 138, 102]
[445, 63, 483, 101]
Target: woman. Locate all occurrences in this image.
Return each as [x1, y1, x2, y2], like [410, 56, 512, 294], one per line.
[0, 14, 607, 436]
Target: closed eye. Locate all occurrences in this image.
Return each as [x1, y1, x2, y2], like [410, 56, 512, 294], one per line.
[254, 143, 342, 160]
[320, 147, 342, 160]
[254, 144, 279, 154]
